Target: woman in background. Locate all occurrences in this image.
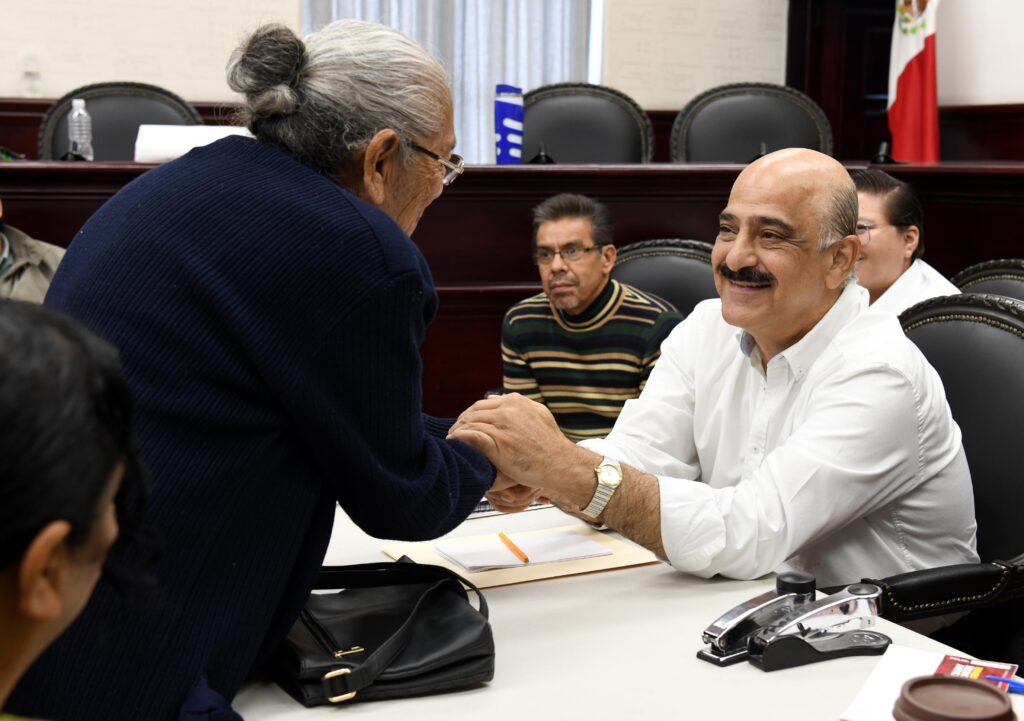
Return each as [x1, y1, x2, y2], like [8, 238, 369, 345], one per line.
[852, 168, 959, 314]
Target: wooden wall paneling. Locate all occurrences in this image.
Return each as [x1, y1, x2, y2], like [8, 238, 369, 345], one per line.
[787, 0, 894, 161]
[4, 161, 1024, 413]
[0, 98, 49, 158]
[940, 105, 1024, 162]
[0, 162, 148, 242]
[424, 284, 539, 417]
[881, 163, 1024, 276]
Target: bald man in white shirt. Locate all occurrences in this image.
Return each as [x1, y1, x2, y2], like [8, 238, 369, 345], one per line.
[450, 148, 978, 588]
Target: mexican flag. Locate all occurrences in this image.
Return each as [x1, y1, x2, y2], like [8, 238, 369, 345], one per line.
[887, 0, 941, 162]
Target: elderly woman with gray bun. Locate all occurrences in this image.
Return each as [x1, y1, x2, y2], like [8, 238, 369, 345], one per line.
[9, 20, 501, 721]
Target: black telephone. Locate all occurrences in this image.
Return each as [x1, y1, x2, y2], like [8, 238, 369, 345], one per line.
[697, 572, 891, 672]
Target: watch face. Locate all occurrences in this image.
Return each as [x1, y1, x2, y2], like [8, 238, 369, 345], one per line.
[597, 465, 622, 487]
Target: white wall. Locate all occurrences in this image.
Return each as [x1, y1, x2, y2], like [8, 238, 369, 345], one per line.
[601, 0, 788, 110]
[1, 0, 301, 102]
[3, 0, 1021, 109]
[937, 0, 1024, 106]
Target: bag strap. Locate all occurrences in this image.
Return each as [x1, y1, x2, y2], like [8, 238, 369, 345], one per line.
[319, 577, 453, 701]
[315, 561, 489, 618]
[314, 561, 490, 703]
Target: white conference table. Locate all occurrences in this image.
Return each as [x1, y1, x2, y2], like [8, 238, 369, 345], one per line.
[235, 507, 1022, 720]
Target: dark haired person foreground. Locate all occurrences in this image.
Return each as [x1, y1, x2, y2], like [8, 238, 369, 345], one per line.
[10, 20, 499, 721]
[502, 193, 682, 440]
[851, 168, 958, 314]
[0, 301, 149, 713]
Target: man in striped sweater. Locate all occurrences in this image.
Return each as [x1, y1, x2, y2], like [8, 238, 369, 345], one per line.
[502, 194, 683, 440]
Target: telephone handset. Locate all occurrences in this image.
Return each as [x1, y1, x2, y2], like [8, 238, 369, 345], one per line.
[697, 573, 892, 671]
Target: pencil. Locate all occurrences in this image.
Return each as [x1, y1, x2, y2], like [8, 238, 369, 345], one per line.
[498, 532, 529, 563]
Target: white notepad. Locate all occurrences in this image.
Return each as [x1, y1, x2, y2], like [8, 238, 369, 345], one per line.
[435, 528, 612, 572]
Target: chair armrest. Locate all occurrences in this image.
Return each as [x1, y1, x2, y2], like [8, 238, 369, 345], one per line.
[864, 562, 1024, 623]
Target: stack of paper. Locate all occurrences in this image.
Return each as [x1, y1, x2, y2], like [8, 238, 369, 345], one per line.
[380, 523, 660, 588]
[435, 529, 611, 572]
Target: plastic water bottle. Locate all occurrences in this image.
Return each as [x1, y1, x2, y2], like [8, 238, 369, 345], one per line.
[68, 98, 94, 161]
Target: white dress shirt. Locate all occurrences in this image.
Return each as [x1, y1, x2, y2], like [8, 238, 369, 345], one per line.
[869, 258, 960, 315]
[580, 282, 978, 587]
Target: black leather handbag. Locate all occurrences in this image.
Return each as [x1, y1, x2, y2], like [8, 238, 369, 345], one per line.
[272, 561, 495, 705]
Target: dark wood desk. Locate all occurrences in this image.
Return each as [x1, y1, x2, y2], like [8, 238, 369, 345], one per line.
[2, 161, 1023, 415]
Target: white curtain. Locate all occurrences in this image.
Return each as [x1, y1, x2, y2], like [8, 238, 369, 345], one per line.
[302, 0, 593, 163]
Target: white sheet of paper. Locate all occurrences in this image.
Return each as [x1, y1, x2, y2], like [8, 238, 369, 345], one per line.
[435, 528, 612, 572]
[134, 124, 252, 163]
[841, 644, 1017, 721]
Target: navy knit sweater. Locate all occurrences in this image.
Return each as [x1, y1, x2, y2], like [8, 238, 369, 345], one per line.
[9, 136, 493, 720]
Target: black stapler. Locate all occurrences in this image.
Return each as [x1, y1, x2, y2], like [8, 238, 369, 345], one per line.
[698, 574, 892, 671]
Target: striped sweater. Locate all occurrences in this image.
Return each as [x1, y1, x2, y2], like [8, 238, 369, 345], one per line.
[502, 279, 683, 440]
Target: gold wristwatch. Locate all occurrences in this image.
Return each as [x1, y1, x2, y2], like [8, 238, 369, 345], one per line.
[580, 457, 622, 522]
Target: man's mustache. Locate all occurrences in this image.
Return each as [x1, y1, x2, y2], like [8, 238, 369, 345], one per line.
[717, 263, 774, 285]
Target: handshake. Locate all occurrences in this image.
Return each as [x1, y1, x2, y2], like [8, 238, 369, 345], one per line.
[448, 393, 665, 557]
[448, 393, 582, 514]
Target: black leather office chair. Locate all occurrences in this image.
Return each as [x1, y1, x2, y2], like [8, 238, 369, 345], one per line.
[859, 294, 1024, 665]
[522, 83, 653, 164]
[670, 83, 833, 163]
[610, 239, 716, 317]
[38, 81, 203, 161]
[951, 259, 1024, 303]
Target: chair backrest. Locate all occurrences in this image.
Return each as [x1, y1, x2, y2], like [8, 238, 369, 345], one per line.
[610, 239, 716, 317]
[950, 259, 1024, 303]
[38, 81, 203, 161]
[670, 83, 833, 163]
[899, 293, 1024, 562]
[523, 83, 653, 164]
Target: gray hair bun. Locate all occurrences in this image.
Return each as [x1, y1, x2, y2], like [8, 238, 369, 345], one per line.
[227, 24, 307, 117]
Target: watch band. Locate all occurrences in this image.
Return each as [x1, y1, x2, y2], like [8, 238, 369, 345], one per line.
[581, 458, 622, 522]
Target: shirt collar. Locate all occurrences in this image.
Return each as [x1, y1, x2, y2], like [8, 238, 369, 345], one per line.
[556, 277, 619, 327]
[738, 282, 868, 378]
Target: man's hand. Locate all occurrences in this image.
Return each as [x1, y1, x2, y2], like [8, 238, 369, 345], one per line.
[449, 393, 578, 489]
[486, 472, 543, 513]
[453, 395, 666, 556]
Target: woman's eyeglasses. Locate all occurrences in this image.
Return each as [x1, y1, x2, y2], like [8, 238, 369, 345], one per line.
[409, 142, 464, 186]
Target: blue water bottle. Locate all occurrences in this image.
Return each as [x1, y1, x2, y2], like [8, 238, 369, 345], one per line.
[494, 84, 523, 164]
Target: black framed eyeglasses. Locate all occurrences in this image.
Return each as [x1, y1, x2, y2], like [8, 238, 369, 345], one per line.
[533, 245, 600, 265]
[409, 142, 464, 186]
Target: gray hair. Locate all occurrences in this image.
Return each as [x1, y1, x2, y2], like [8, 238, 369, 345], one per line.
[817, 180, 860, 284]
[226, 20, 451, 180]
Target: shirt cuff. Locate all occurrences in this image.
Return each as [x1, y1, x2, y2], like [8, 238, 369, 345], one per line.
[657, 475, 727, 577]
[582, 437, 729, 577]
